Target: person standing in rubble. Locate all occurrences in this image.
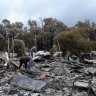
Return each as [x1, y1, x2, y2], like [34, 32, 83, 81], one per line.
[28, 46, 36, 67]
[29, 46, 36, 58]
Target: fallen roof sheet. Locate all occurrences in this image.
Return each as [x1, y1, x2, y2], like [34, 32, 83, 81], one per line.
[11, 72, 47, 91]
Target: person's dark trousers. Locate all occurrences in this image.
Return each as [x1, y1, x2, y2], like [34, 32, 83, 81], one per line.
[19, 62, 28, 69]
[24, 62, 27, 69]
[18, 62, 23, 69]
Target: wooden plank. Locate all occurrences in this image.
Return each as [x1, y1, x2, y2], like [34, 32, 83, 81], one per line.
[10, 60, 19, 68]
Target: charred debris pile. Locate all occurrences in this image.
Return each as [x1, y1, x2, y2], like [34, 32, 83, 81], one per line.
[0, 51, 96, 96]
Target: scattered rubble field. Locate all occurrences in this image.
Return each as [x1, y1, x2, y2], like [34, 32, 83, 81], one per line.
[0, 57, 96, 96]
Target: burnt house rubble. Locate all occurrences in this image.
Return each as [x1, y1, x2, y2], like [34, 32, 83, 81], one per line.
[0, 51, 96, 96]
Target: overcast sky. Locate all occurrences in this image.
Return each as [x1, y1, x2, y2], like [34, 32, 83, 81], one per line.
[0, 0, 96, 26]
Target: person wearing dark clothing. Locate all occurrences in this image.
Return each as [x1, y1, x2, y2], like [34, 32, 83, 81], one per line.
[19, 56, 32, 69]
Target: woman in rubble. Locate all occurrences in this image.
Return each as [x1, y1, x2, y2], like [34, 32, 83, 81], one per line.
[18, 55, 32, 70]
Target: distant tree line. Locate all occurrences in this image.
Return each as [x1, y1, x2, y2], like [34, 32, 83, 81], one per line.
[0, 18, 96, 56]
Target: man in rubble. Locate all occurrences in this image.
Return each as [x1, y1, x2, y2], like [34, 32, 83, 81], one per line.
[29, 46, 36, 58]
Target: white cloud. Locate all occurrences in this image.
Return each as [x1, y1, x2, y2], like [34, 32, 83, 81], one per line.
[7, 11, 25, 23]
[0, 0, 96, 26]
